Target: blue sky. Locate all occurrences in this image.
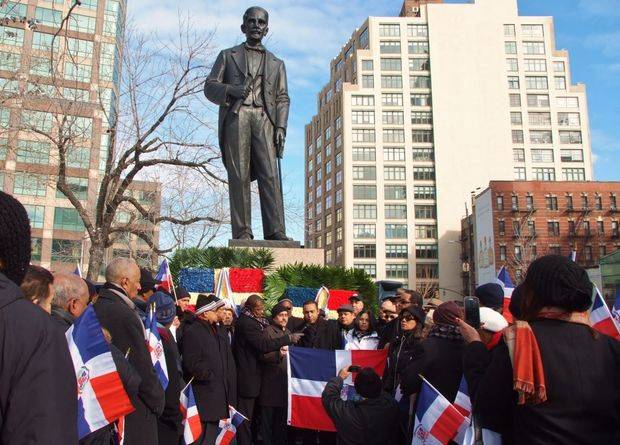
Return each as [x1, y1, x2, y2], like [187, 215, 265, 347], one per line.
[130, 0, 620, 243]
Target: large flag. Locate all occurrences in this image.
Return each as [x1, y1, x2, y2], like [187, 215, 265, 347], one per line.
[214, 268, 239, 315]
[590, 287, 620, 340]
[155, 259, 173, 293]
[413, 377, 468, 445]
[496, 266, 515, 323]
[287, 346, 388, 431]
[145, 304, 169, 390]
[613, 287, 620, 330]
[66, 306, 135, 439]
[180, 383, 202, 445]
[215, 406, 247, 445]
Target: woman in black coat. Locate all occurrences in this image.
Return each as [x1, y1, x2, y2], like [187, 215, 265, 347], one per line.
[459, 255, 620, 445]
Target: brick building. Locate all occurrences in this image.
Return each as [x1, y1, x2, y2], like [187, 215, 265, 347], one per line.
[462, 180, 620, 293]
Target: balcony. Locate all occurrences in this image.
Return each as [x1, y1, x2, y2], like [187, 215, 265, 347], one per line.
[610, 205, 618, 213]
[612, 230, 620, 239]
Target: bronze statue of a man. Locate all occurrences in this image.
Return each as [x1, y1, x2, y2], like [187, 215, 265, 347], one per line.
[205, 6, 290, 241]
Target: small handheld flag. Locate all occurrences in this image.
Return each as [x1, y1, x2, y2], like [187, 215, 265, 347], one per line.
[180, 381, 202, 445]
[215, 406, 248, 445]
[590, 286, 620, 340]
[613, 287, 620, 330]
[155, 259, 173, 293]
[145, 304, 169, 390]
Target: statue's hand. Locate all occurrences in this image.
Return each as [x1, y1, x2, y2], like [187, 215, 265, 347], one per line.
[228, 84, 249, 99]
[275, 128, 286, 158]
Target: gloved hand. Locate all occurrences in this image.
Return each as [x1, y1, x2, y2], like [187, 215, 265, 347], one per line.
[289, 333, 305, 344]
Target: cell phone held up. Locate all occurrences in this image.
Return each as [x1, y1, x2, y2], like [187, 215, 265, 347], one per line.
[464, 296, 481, 329]
[348, 365, 362, 373]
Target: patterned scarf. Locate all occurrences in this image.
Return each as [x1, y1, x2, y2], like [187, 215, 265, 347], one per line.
[428, 323, 463, 341]
[241, 306, 270, 328]
[503, 307, 590, 405]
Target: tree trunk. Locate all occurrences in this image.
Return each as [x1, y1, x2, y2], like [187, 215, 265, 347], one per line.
[87, 240, 106, 282]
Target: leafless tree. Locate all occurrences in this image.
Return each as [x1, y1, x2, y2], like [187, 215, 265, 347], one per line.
[506, 209, 538, 283]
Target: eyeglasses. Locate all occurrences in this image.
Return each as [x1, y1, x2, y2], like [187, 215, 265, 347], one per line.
[401, 315, 415, 322]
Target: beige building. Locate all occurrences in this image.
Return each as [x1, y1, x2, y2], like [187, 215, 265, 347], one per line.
[0, 0, 159, 274]
[304, 0, 592, 297]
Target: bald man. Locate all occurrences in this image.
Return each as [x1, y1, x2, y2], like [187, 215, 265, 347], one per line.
[51, 273, 89, 331]
[94, 258, 165, 445]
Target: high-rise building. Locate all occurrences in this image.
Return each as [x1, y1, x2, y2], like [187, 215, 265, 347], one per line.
[304, 0, 593, 297]
[0, 0, 159, 273]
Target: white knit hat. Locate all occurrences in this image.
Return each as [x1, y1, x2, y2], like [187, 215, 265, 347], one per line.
[479, 307, 508, 333]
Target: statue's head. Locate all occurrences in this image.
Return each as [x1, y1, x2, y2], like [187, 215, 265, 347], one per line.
[241, 6, 269, 44]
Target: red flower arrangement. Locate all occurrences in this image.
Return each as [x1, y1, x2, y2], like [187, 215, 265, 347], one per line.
[229, 268, 265, 293]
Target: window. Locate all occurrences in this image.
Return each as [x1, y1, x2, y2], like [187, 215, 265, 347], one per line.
[527, 219, 536, 234]
[353, 224, 376, 239]
[35, 7, 62, 27]
[380, 58, 402, 71]
[499, 245, 507, 261]
[584, 246, 593, 262]
[381, 75, 402, 89]
[512, 130, 524, 143]
[415, 205, 436, 219]
[508, 76, 520, 90]
[557, 97, 579, 108]
[0, 51, 19, 72]
[384, 147, 405, 161]
[548, 221, 560, 236]
[412, 148, 434, 161]
[51, 239, 82, 263]
[498, 220, 506, 235]
[383, 129, 405, 143]
[597, 221, 605, 235]
[505, 41, 517, 54]
[522, 24, 544, 37]
[13, 173, 47, 197]
[383, 204, 406, 219]
[25, 205, 45, 229]
[562, 168, 585, 181]
[29, 237, 42, 262]
[351, 110, 375, 125]
[416, 264, 438, 279]
[527, 94, 549, 107]
[509, 94, 521, 107]
[352, 147, 376, 161]
[560, 149, 583, 162]
[413, 167, 435, 180]
[336, 136, 343, 150]
[497, 195, 505, 210]
[16, 140, 50, 165]
[412, 130, 433, 143]
[560, 131, 582, 144]
[408, 24, 428, 37]
[411, 94, 432, 107]
[523, 41, 545, 55]
[379, 23, 400, 37]
[353, 185, 377, 200]
[529, 112, 551, 125]
[353, 204, 376, 219]
[0, 25, 24, 46]
[353, 165, 376, 180]
[386, 244, 408, 259]
[362, 60, 373, 71]
[524, 59, 547, 72]
[30, 56, 52, 76]
[354, 263, 376, 278]
[386, 224, 408, 239]
[408, 41, 430, 54]
[410, 58, 430, 71]
[67, 38, 94, 58]
[530, 130, 552, 144]
[362, 75, 374, 88]
[546, 196, 558, 210]
[54, 207, 84, 231]
[359, 27, 369, 49]
[558, 112, 580, 127]
[533, 167, 555, 181]
[504, 24, 516, 37]
[514, 167, 527, 180]
[380, 41, 401, 54]
[56, 177, 88, 200]
[410, 76, 431, 89]
[548, 245, 561, 255]
[64, 87, 90, 102]
[354, 244, 376, 259]
[551, 60, 565, 72]
[506, 58, 518, 71]
[414, 185, 435, 200]
[511, 195, 519, 211]
[65, 61, 92, 82]
[416, 244, 438, 259]
[380, 93, 403, 107]
[595, 196, 603, 210]
[531, 149, 554, 163]
[513, 149, 525, 162]
[599, 245, 607, 258]
[68, 14, 96, 33]
[511, 112, 523, 125]
[352, 95, 375, 106]
[352, 129, 375, 143]
[386, 264, 408, 279]
[555, 76, 566, 90]
[526, 76, 548, 90]
[411, 111, 432, 124]
[514, 245, 523, 261]
[336, 171, 342, 185]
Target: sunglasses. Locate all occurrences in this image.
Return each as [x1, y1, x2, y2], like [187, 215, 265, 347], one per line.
[401, 315, 416, 322]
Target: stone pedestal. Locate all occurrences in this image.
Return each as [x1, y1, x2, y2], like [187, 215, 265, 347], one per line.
[228, 239, 324, 267]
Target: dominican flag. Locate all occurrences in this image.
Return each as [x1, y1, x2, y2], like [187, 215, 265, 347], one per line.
[613, 288, 620, 330]
[215, 406, 247, 445]
[453, 376, 471, 418]
[66, 306, 135, 439]
[155, 259, 173, 293]
[146, 304, 169, 390]
[180, 383, 202, 444]
[287, 346, 388, 431]
[413, 377, 468, 445]
[496, 266, 515, 323]
[590, 287, 620, 340]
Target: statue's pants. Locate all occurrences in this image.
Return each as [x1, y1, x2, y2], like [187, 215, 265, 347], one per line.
[223, 105, 285, 239]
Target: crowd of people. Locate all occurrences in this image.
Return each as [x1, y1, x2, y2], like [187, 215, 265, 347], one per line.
[1, 187, 620, 445]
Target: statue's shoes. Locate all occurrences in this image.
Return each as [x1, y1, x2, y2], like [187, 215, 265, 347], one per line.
[236, 233, 254, 240]
[265, 233, 292, 241]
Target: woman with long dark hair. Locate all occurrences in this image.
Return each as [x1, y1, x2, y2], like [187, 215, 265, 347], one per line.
[345, 310, 380, 350]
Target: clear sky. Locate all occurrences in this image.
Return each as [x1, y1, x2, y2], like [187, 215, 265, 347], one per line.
[129, 0, 620, 243]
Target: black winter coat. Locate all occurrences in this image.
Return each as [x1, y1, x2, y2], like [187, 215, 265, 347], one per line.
[383, 331, 423, 396]
[258, 324, 290, 407]
[298, 318, 341, 351]
[157, 327, 183, 445]
[93, 286, 165, 445]
[0, 272, 78, 444]
[51, 304, 75, 331]
[181, 317, 237, 422]
[233, 313, 292, 399]
[378, 317, 400, 350]
[322, 377, 402, 445]
[463, 319, 620, 445]
[400, 336, 465, 402]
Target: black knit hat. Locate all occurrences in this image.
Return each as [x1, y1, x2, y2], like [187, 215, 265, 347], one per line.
[354, 367, 382, 399]
[401, 305, 426, 324]
[475, 283, 504, 310]
[195, 293, 224, 315]
[0, 191, 32, 285]
[271, 302, 289, 318]
[523, 255, 592, 313]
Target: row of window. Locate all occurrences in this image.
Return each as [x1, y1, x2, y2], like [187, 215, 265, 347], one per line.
[0, 108, 94, 138]
[511, 130, 582, 144]
[505, 41, 545, 55]
[351, 129, 433, 144]
[509, 93, 579, 108]
[513, 148, 584, 163]
[352, 93, 434, 108]
[379, 41, 429, 55]
[352, 262, 439, 280]
[498, 219, 619, 238]
[352, 204, 436, 220]
[510, 111, 580, 127]
[353, 243, 438, 259]
[378, 23, 428, 38]
[350, 147, 434, 162]
[497, 194, 618, 211]
[363, 58, 431, 73]
[350, 110, 433, 126]
[508, 75, 567, 91]
[499, 244, 611, 264]
[353, 223, 437, 240]
[513, 167, 586, 181]
[352, 165, 435, 181]
[21, 205, 85, 231]
[352, 184, 435, 200]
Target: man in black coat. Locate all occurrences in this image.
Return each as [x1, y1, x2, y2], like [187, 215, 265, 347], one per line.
[298, 300, 341, 350]
[0, 191, 78, 444]
[322, 367, 401, 445]
[181, 294, 237, 444]
[233, 294, 303, 445]
[51, 273, 90, 331]
[93, 257, 165, 445]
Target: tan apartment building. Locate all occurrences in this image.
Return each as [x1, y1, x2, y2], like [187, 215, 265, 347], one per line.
[304, 0, 593, 297]
[0, 0, 159, 274]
